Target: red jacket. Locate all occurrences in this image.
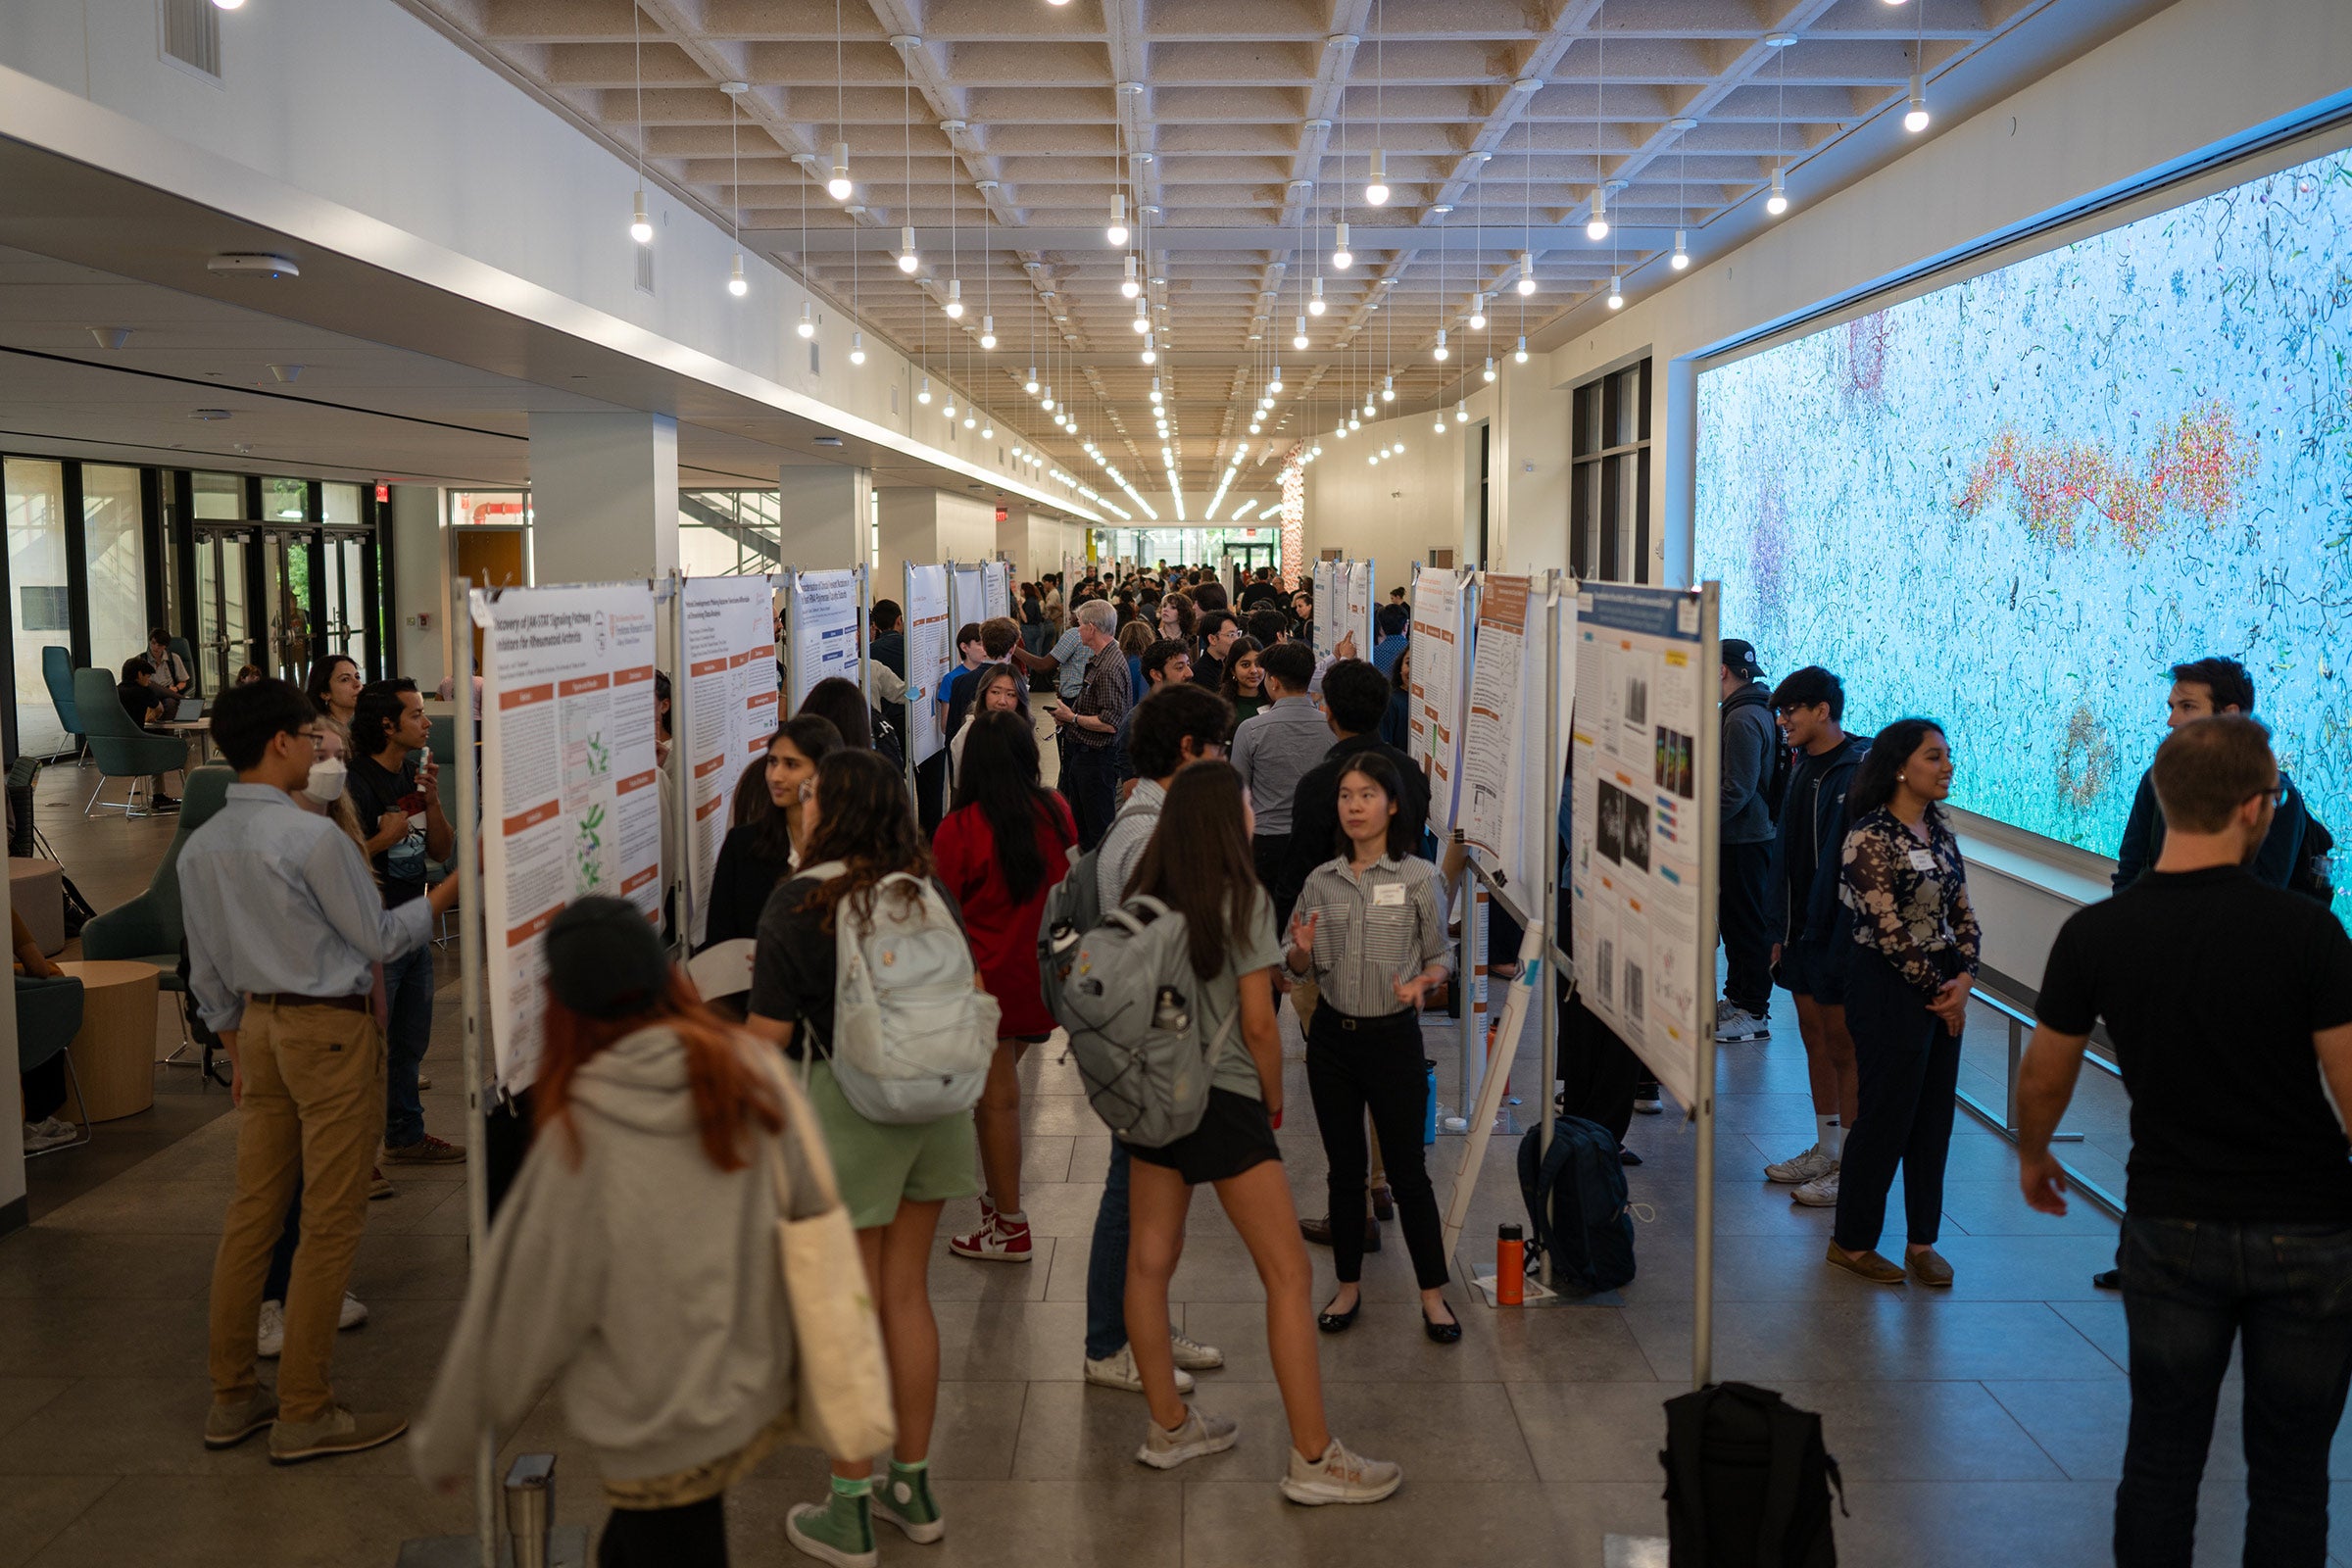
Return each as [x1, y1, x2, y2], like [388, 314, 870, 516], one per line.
[932, 794, 1076, 1038]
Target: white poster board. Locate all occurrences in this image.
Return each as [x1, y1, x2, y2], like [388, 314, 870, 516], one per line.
[1343, 559, 1375, 661]
[951, 564, 988, 640]
[1312, 560, 1340, 660]
[1570, 582, 1714, 1109]
[1408, 570, 1469, 833]
[474, 581, 663, 1092]
[1461, 573, 1534, 894]
[679, 575, 777, 948]
[905, 563, 952, 764]
[981, 560, 1012, 621]
[786, 567, 862, 710]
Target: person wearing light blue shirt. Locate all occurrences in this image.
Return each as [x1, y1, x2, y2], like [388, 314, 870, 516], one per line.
[188, 679, 462, 1467]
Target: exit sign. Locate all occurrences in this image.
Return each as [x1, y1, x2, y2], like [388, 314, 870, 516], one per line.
[374, 482, 390, 503]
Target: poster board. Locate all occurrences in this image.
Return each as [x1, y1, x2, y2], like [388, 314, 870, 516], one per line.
[1407, 569, 1469, 832]
[786, 566, 862, 710]
[474, 581, 663, 1092]
[904, 563, 952, 764]
[951, 564, 988, 640]
[1342, 559, 1375, 661]
[1461, 573, 1535, 895]
[1570, 582, 1716, 1109]
[679, 575, 777, 948]
[1310, 560, 1338, 660]
[980, 560, 1012, 621]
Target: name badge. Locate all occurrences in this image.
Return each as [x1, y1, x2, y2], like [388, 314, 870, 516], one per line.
[1372, 883, 1407, 906]
[1906, 849, 1938, 873]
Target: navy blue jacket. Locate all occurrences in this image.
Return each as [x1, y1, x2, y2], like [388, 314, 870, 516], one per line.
[2113, 766, 2309, 892]
[1768, 733, 1868, 950]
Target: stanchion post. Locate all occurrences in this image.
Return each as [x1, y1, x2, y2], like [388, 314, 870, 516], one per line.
[858, 563, 872, 714]
[449, 574, 495, 1568]
[902, 562, 918, 803]
[1537, 571, 1562, 1286]
[662, 571, 688, 957]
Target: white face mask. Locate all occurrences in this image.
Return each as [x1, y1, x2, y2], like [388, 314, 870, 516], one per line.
[306, 758, 348, 802]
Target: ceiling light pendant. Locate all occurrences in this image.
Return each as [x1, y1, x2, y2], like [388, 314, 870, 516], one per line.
[1454, 401, 1467, 423]
[1433, 328, 1449, 362]
[1308, 275, 1326, 315]
[1150, 378, 1163, 404]
[1141, 333, 1157, 365]
[1333, 221, 1353, 270]
[964, 411, 977, 429]
[828, 143, 854, 201]
[1381, 373, 1396, 403]
[1607, 274, 1624, 310]
[1336, 424, 1348, 439]
[982, 417, 994, 437]
[851, 331, 867, 365]
[1468, 292, 1487, 330]
[1132, 299, 1150, 332]
[898, 225, 920, 272]
[943, 395, 957, 420]
[801, 306, 821, 340]
[1269, 365, 1285, 393]
[1483, 356, 1496, 382]
[1586, 185, 1610, 241]
[1349, 415, 1361, 430]
[1904, 73, 1931, 133]
[1766, 167, 1789, 217]
[1516, 253, 1536, 295]
[1041, 385, 1054, 410]
[1122, 255, 1142, 299]
[212, 0, 246, 9]
[945, 278, 964, 318]
[917, 374, 933, 405]
[1514, 334, 1529, 364]
[1671, 230, 1690, 270]
[1433, 416, 1446, 433]
[730, 254, 751, 298]
[1294, 317, 1309, 351]
[630, 192, 653, 245]
[1365, 149, 1390, 207]
[1107, 193, 1129, 247]
[1025, 366, 1040, 394]
[979, 315, 997, 349]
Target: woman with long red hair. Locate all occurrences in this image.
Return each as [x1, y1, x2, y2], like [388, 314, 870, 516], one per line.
[412, 898, 831, 1568]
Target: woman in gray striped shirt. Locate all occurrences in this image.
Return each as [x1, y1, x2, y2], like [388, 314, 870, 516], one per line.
[1285, 752, 1460, 1343]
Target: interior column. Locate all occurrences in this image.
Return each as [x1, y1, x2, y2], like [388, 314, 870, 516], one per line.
[526, 412, 680, 584]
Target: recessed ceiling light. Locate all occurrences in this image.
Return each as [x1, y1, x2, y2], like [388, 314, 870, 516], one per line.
[208, 253, 299, 280]
[190, 409, 232, 421]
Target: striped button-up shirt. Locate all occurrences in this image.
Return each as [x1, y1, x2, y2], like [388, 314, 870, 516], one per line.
[1294, 853, 1451, 1017]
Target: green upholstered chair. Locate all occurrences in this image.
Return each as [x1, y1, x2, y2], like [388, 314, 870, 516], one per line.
[40, 647, 82, 762]
[17, 972, 89, 1155]
[72, 667, 185, 817]
[80, 764, 234, 1078]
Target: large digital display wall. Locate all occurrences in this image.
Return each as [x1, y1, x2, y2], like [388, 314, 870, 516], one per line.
[1696, 147, 2350, 898]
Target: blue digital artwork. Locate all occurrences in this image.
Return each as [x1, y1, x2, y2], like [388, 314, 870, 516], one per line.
[1696, 146, 2352, 906]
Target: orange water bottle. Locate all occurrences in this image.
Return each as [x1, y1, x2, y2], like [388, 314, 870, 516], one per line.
[1496, 1223, 1525, 1305]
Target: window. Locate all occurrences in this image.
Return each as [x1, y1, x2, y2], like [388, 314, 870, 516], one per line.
[262, 476, 311, 522]
[1569, 358, 1652, 583]
[82, 465, 149, 671]
[191, 471, 244, 519]
[678, 491, 783, 576]
[4, 459, 72, 754]
[320, 481, 361, 525]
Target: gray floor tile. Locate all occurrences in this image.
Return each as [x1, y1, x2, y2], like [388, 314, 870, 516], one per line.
[1623, 1298, 2125, 1384]
[1987, 1375, 2352, 1484]
[0, 1230, 219, 1300]
[0, 1381, 73, 1442]
[726, 1475, 1187, 1568]
[1182, 1477, 1668, 1568]
[0, 1477, 117, 1568]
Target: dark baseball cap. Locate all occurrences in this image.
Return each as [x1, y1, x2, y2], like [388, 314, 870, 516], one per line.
[1721, 639, 1764, 680]
[544, 896, 670, 1021]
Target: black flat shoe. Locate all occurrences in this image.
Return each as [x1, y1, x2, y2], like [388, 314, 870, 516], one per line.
[1422, 1303, 1462, 1345]
[1317, 1295, 1361, 1333]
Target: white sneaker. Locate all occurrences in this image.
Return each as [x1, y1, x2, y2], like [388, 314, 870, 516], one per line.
[1714, 1007, 1771, 1044]
[257, 1293, 369, 1358]
[1083, 1344, 1194, 1396]
[1791, 1170, 1840, 1207]
[1632, 1085, 1663, 1115]
[22, 1117, 78, 1153]
[1280, 1435, 1402, 1505]
[1169, 1329, 1224, 1371]
[1764, 1144, 1838, 1185]
[1135, 1406, 1240, 1470]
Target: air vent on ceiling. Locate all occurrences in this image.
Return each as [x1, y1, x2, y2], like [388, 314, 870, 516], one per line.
[160, 0, 222, 81]
[634, 245, 655, 297]
[814, 435, 844, 448]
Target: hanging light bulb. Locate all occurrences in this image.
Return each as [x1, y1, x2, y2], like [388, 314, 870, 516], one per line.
[1381, 374, 1396, 403]
[1336, 424, 1348, 439]
[945, 278, 964, 318]
[1349, 415, 1361, 430]
[1131, 298, 1150, 333]
[1369, 453, 1379, 466]
[942, 395, 956, 420]
[800, 305, 820, 339]
[1313, 442, 1324, 456]
[917, 375, 932, 405]
[1332, 221, 1353, 270]
[1150, 378, 1163, 404]
[630, 192, 654, 245]
[1025, 367, 1040, 394]
[729, 254, 750, 298]
[1671, 230, 1690, 270]
[1308, 275, 1326, 316]
[979, 315, 996, 350]
[1434, 416, 1446, 434]
[1483, 355, 1496, 382]
[1365, 148, 1390, 207]
[1107, 193, 1129, 247]
[1513, 335, 1529, 364]
[1250, 421, 1262, 435]
[1607, 274, 1624, 310]
[964, 411, 977, 429]
[897, 225, 920, 272]
[1433, 328, 1449, 363]
[1294, 317, 1309, 351]
[1766, 168, 1789, 217]
[1468, 292, 1487, 330]
[1516, 253, 1537, 296]
[1040, 386, 1054, 410]
[1269, 365, 1285, 393]
[1122, 255, 1142, 299]
[1141, 333, 1157, 365]
[827, 143, 854, 201]
[850, 331, 867, 366]
[1904, 74, 1931, 133]
[1455, 401, 1467, 423]
[1587, 185, 1610, 241]
[981, 417, 994, 438]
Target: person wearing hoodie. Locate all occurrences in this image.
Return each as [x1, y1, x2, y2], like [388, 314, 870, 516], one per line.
[1716, 638, 1781, 1044]
[1759, 667, 1868, 1208]
[412, 897, 828, 1567]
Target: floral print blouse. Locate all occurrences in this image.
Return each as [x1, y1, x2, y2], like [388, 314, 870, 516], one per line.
[1839, 805, 1982, 997]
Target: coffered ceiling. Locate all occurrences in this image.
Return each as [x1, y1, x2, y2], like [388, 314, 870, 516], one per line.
[401, 0, 2126, 496]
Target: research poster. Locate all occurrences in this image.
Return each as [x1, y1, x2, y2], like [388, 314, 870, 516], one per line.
[1570, 581, 1715, 1107]
[475, 581, 662, 1093]
[1407, 570, 1468, 832]
[1342, 559, 1375, 661]
[905, 563, 952, 764]
[680, 576, 776, 948]
[981, 560, 1012, 621]
[1461, 573, 1532, 894]
[787, 566, 862, 710]
[952, 564, 988, 641]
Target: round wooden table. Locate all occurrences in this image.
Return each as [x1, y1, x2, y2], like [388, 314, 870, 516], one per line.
[55, 959, 161, 1121]
[9, 858, 65, 956]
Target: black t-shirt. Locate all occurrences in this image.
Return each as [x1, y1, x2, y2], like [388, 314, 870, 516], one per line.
[345, 753, 428, 906]
[119, 682, 166, 724]
[2036, 865, 2352, 1222]
[701, 821, 795, 952]
[747, 871, 961, 1058]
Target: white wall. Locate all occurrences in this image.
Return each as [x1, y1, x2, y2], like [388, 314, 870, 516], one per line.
[388, 483, 447, 691]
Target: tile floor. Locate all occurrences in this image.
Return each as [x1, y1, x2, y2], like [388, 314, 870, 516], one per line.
[5, 756, 2342, 1567]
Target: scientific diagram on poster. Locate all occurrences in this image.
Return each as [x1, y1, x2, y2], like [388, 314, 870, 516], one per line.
[905, 564, 952, 764]
[474, 581, 662, 1092]
[680, 575, 778, 948]
[786, 566, 863, 710]
[1407, 570, 1468, 832]
[1571, 581, 1717, 1108]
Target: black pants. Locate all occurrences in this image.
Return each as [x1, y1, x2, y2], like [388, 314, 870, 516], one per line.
[915, 751, 948, 835]
[1305, 1006, 1448, 1291]
[1065, 741, 1119, 851]
[21, 1054, 68, 1122]
[1558, 989, 1641, 1148]
[599, 1496, 728, 1567]
[1832, 951, 1961, 1253]
[1718, 839, 1774, 1014]
[1251, 833, 1295, 931]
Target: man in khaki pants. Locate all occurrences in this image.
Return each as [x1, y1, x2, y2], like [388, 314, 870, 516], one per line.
[183, 679, 461, 1463]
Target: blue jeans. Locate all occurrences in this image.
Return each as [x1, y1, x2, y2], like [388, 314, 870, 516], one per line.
[2117, 1213, 2352, 1568]
[1084, 1141, 1132, 1361]
[381, 942, 437, 1149]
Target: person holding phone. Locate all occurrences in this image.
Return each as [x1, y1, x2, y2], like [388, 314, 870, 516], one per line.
[1826, 718, 1981, 1287]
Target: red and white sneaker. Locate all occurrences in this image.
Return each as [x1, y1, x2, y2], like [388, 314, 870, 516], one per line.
[949, 1200, 1033, 1263]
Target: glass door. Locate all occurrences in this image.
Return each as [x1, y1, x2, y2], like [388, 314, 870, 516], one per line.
[259, 528, 318, 681]
[319, 530, 371, 677]
[193, 525, 256, 691]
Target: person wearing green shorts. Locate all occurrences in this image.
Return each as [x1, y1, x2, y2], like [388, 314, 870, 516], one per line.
[748, 751, 977, 1568]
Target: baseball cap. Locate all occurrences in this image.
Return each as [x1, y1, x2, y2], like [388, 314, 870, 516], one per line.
[544, 897, 671, 1021]
[1721, 639, 1764, 681]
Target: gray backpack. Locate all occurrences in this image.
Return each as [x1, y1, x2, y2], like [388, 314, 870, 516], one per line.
[1055, 895, 1234, 1148]
[1035, 796, 1160, 1022]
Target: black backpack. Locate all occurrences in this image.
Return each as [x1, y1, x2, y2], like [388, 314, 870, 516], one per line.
[2289, 807, 2337, 908]
[1661, 1382, 1845, 1568]
[1517, 1115, 1637, 1295]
